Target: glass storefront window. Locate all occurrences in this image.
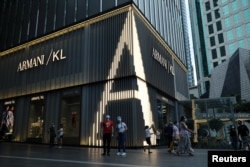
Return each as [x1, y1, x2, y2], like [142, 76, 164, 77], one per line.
[27, 96, 45, 139]
[60, 89, 81, 141]
[157, 99, 175, 145]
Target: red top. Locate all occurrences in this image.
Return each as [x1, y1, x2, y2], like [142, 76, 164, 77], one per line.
[102, 120, 114, 134]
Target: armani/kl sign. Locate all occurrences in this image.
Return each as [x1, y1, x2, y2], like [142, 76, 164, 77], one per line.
[152, 48, 174, 75]
[17, 49, 66, 72]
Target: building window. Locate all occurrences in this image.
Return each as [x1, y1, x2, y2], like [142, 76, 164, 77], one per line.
[229, 43, 236, 55]
[212, 49, 217, 59]
[205, 1, 211, 11]
[246, 23, 250, 35]
[221, 0, 228, 4]
[234, 13, 241, 25]
[213, 62, 218, 68]
[224, 17, 231, 28]
[208, 24, 214, 34]
[236, 26, 243, 38]
[232, 1, 238, 12]
[243, 9, 250, 21]
[226, 30, 233, 41]
[242, 0, 249, 7]
[220, 46, 226, 57]
[223, 5, 229, 15]
[210, 36, 216, 46]
[218, 33, 224, 43]
[238, 40, 245, 48]
[213, 0, 218, 7]
[215, 9, 220, 19]
[216, 21, 222, 31]
[207, 13, 212, 22]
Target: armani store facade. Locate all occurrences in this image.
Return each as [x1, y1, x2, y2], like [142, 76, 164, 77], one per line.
[0, 5, 189, 147]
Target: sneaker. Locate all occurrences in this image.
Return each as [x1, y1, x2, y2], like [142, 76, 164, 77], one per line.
[101, 153, 106, 156]
[148, 151, 152, 154]
[121, 152, 126, 156]
[117, 152, 121, 156]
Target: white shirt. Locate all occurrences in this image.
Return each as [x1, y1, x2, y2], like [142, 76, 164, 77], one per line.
[117, 122, 127, 133]
[145, 128, 151, 138]
[172, 125, 179, 137]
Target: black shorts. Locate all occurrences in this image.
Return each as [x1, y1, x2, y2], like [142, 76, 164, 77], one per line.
[146, 137, 151, 145]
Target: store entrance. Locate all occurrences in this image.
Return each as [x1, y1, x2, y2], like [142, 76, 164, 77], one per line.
[157, 99, 175, 145]
[60, 95, 80, 145]
[27, 96, 45, 143]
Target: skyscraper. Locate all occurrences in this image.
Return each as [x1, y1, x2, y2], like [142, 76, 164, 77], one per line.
[189, 0, 250, 96]
[0, 1, 189, 146]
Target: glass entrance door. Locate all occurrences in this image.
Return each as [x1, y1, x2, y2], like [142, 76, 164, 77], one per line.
[27, 96, 45, 142]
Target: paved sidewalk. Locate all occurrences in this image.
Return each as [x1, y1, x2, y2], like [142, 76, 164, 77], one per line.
[0, 142, 208, 167]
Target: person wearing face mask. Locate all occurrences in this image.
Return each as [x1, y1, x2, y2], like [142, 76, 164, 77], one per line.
[101, 115, 114, 156]
[175, 116, 195, 156]
[116, 116, 127, 156]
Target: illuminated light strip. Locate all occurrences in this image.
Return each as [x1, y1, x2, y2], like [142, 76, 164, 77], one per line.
[131, 10, 154, 137]
[90, 8, 141, 146]
[0, 155, 152, 167]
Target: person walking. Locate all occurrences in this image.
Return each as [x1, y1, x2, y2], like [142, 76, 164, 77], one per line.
[116, 116, 127, 156]
[57, 123, 64, 149]
[229, 125, 238, 150]
[165, 122, 173, 151]
[101, 114, 114, 156]
[237, 120, 249, 151]
[144, 125, 153, 154]
[156, 128, 161, 147]
[48, 123, 56, 148]
[175, 116, 195, 156]
[168, 121, 180, 153]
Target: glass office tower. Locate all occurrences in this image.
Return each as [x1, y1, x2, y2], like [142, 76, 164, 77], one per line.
[189, 0, 250, 96]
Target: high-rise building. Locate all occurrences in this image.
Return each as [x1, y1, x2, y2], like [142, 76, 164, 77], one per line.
[189, 0, 250, 96]
[0, 0, 189, 146]
[181, 0, 195, 88]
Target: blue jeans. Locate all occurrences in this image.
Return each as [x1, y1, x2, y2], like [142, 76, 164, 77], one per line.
[117, 133, 126, 152]
[241, 136, 248, 150]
